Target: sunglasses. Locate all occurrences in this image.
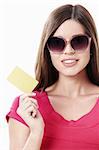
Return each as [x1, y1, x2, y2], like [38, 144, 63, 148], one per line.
[47, 34, 90, 53]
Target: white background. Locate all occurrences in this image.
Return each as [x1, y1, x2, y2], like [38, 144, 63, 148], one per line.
[0, 0, 99, 149]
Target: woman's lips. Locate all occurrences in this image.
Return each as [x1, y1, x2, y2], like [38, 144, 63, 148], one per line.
[61, 59, 79, 67]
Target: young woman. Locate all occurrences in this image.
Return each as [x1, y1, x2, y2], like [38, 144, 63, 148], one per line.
[6, 4, 99, 150]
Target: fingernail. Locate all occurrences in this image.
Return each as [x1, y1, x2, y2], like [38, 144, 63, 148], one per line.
[32, 92, 36, 96]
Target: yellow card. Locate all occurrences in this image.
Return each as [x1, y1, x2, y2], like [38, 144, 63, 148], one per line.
[7, 66, 38, 92]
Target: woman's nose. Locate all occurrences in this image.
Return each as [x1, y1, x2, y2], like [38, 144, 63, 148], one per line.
[63, 42, 75, 55]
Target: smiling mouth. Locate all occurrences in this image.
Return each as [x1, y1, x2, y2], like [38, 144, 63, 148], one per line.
[62, 59, 79, 67]
[63, 59, 78, 63]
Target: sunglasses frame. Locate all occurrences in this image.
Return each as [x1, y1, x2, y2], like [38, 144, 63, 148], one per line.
[47, 34, 91, 53]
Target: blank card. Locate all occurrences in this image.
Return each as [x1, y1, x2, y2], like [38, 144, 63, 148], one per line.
[7, 66, 38, 92]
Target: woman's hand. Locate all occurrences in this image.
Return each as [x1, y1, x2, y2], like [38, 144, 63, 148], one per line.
[17, 93, 45, 135]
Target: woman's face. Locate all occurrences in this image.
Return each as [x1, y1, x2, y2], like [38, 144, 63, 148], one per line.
[49, 19, 91, 77]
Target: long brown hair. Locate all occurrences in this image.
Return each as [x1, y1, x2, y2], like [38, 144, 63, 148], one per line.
[34, 4, 99, 91]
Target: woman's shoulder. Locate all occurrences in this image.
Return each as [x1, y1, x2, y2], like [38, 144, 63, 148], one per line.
[6, 90, 48, 126]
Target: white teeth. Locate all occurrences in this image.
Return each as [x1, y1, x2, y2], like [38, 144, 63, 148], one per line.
[63, 60, 76, 63]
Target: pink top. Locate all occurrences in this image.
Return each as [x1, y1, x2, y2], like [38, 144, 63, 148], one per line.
[6, 91, 99, 150]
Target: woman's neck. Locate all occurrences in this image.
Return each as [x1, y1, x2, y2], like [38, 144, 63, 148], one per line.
[50, 70, 94, 98]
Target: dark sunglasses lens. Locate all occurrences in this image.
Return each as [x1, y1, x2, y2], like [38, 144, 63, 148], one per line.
[47, 37, 65, 52]
[71, 35, 89, 50]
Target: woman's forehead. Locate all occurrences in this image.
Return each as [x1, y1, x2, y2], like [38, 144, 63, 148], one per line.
[54, 19, 85, 38]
